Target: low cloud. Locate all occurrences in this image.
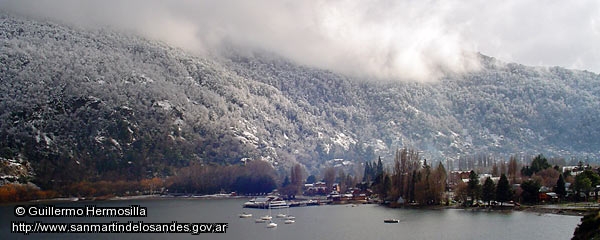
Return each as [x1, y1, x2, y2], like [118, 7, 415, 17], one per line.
[1, 0, 598, 81]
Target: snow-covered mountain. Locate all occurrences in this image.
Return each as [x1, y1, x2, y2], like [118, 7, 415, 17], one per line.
[1, 13, 599, 185]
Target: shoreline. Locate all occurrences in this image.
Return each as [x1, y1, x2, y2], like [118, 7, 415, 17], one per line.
[384, 200, 600, 217]
[517, 205, 598, 216]
[0, 193, 251, 206]
[4, 195, 598, 217]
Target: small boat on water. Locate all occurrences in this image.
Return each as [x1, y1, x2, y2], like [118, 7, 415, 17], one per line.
[285, 215, 295, 220]
[384, 219, 400, 223]
[239, 212, 252, 218]
[276, 213, 287, 218]
[260, 202, 274, 221]
[266, 221, 277, 228]
[284, 219, 295, 224]
[255, 219, 266, 223]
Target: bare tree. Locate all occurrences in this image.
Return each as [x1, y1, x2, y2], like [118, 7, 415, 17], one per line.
[508, 156, 519, 183]
[323, 167, 336, 192]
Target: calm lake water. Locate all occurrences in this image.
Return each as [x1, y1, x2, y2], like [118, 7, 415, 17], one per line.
[1, 198, 582, 239]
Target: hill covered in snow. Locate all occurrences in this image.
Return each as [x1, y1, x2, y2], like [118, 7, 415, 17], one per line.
[1, 13, 599, 186]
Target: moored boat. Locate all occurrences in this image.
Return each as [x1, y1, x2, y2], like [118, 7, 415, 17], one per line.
[284, 219, 295, 224]
[243, 196, 289, 209]
[266, 221, 277, 228]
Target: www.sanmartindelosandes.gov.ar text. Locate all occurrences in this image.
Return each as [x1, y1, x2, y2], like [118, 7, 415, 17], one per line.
[12, 221, 228, 235]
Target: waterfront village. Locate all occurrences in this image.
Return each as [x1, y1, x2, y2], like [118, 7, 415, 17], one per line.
[241, 155, 600, 217]
[2, 153, 600, 217]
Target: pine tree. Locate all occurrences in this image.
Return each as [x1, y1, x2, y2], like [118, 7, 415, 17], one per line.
[467, 170, 480, 205]
[555, 173, 566, 199]
[482, 177, 496, 206]
[495, 174, 512, 206]
[362, 162, 371, 182]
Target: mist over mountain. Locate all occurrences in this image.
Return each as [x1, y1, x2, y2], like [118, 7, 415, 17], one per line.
[1, 13, 599, 187]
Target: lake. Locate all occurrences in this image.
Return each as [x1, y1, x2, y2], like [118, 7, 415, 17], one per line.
[0, 198, 582, 239]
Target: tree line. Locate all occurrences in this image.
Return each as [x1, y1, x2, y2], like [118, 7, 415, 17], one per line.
[361, 150, 600, 207]
[454, 154, 600, 206]
[363, 148, 448, 205]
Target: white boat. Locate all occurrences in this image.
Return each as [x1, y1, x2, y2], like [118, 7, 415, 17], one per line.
[238, 212, 252, 218]
[243, 198, 260, 208]
[284, 206, 295, 220]
[269, 200, 289, 209]
[266, 204, 277, 228]
[276, 213, 287, 218]
[266, 221, 277, 228]
[261, 201, 274, 221]
[284, 219, 295, 224]
[243, 196, 289, 209]
[384, 219, 400, 223]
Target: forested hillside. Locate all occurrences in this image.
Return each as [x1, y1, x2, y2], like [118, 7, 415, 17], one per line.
[1, 13, 599, 188]
[226, 51, 600, 161]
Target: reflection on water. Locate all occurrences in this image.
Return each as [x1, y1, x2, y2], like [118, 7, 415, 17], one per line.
[0, 198, 581, 240]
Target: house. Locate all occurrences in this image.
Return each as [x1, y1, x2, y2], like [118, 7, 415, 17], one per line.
[303, 182, 328, 196]
[538, 186, 558, 202]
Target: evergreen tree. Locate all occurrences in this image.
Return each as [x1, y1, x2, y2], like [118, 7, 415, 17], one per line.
[555, 173, 566, 199]
[531, 154, 551, 173]
[306, 175, 317, 184]
[467, 170, 481, 205]
[377, 157, 384, 176]
[520, 179, 541, 203]
[495, 174, 512, 205]
[521, 166, 533, 177]
[482, 177, 496, 206]
[362, 162, 371, 182]
[521, 154, 551, 177]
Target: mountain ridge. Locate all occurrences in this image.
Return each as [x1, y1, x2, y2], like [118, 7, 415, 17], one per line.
[1, 13, 599, 187]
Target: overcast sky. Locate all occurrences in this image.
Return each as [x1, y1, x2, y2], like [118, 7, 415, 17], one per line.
[1, 0, 598, 81]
